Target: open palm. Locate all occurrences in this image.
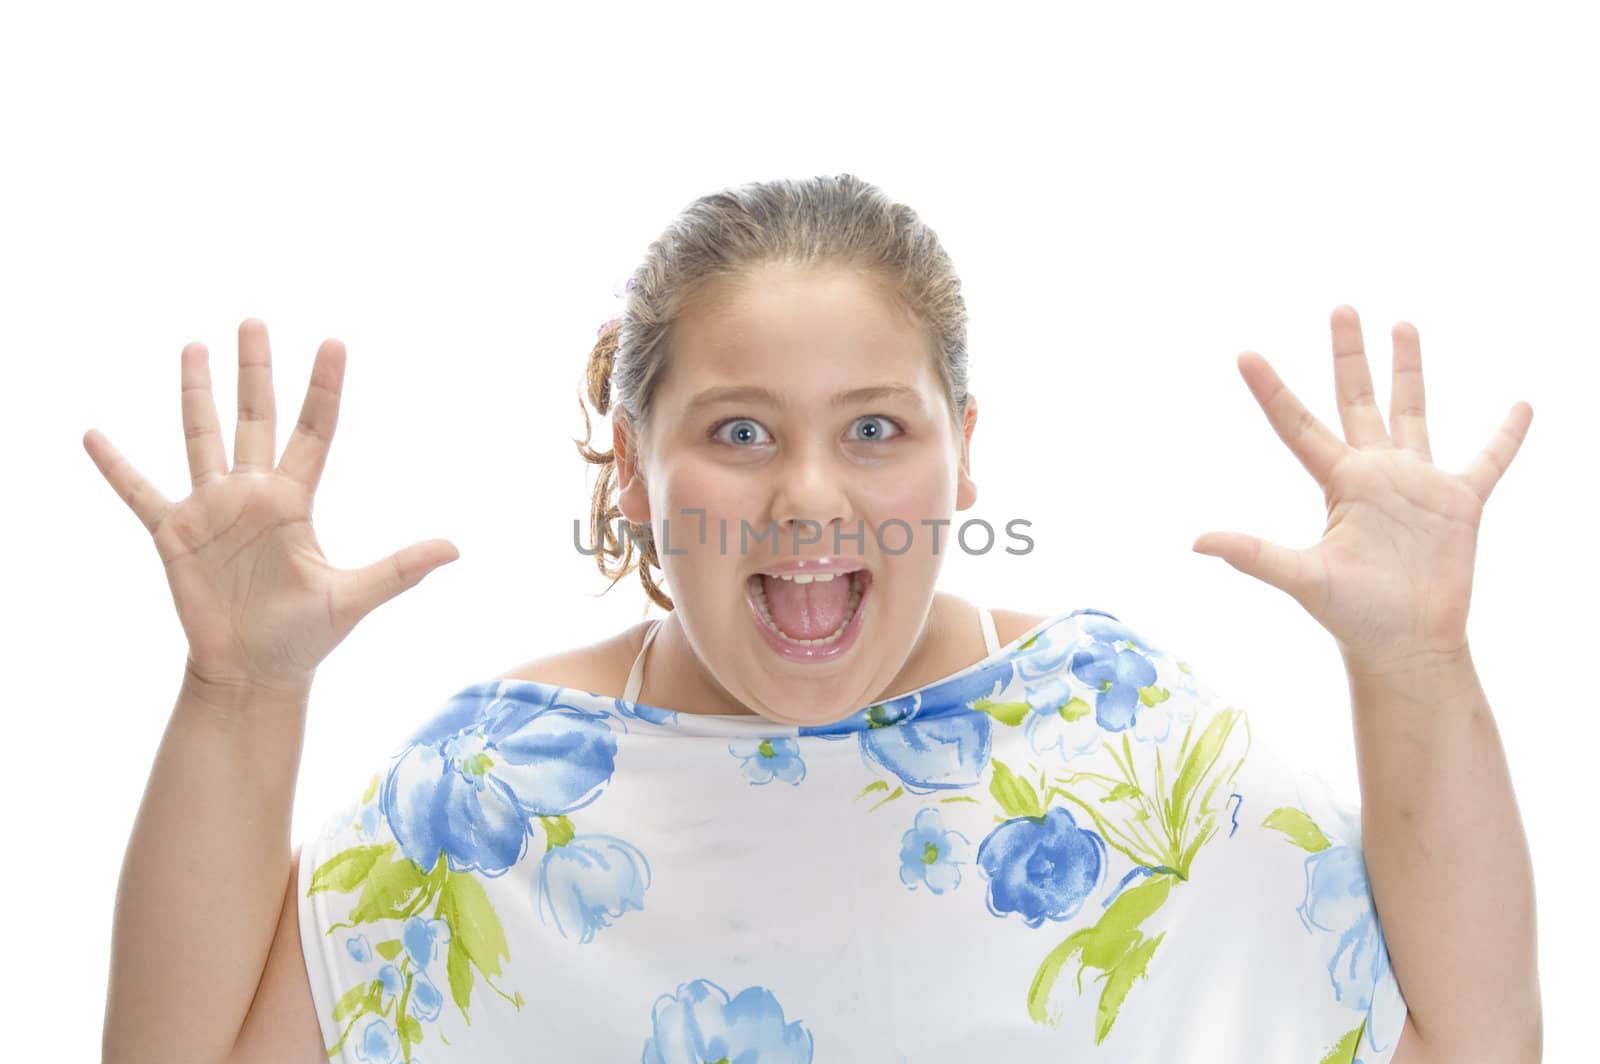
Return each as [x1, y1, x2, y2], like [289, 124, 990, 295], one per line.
[83, 319, 458, 692]
[1192, 305, 1532, 669]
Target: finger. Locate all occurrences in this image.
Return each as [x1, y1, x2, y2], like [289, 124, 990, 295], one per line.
[278, 338, 346, 492]
[1330, 305, 1390, 449]
[181, 341, 229, 486]
[1388, 320, 1432, 461]
[1236, 351, 1348, 491]
[1463, 401, 1533, 504]
[1192, 530, 1313, 604]
[233, 318, 277, 472]
[82, 428, 175, 534]
[331, 539, 461, 633]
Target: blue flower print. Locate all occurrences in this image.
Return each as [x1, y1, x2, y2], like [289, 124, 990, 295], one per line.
[382, 684, 620, 875]
[399, 915, 451, 1021]
[345, 933, 373, 964]
[1077, 614, 1166, 658]
[408, 970, 445, 1023]
[378, 962, 405, 1004]
[354, 1015, 399, 1063]
[862, 712, 993, 792]
[612, 694, 679, 727]
[799, 690, 920, 738]
[1018, 661, 1074, 721]
[1024, 629, 1194, 760]
[1298, 841, 1406, 1058]
[537, 832, 652, 943]
[1016, 625, 1104, 761]
[1282, 772, 1406, 1060]
[1075, 615, 1200, 747]
[356, 800, 382, 839]
[976, 806, 1108, 927]
[1068, 633, 1158, 732]
[729, 736, 807, 785]
[899, 807, 969, 894]
[333, 918, 449, 1056]
[641, 978, 814, 1064]
[1022, 703, 1103, 762]
[403, 914, 451, 969]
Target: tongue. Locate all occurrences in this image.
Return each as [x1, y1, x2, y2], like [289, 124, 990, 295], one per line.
[760, 574, 852, 639]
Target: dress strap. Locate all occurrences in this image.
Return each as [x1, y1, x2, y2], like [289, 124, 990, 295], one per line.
[623, 618, 663, 704]
[978, 605, 1000, 656]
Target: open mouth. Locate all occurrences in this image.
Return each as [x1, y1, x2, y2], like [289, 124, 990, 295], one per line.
[746, 566, 871, 647]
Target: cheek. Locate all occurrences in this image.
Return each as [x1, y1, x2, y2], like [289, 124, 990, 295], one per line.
[862, 457, 957, 521]
[651, 465, 748, 571]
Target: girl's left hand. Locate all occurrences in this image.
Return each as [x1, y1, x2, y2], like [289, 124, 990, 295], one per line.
[1191, 305, 1533, 672]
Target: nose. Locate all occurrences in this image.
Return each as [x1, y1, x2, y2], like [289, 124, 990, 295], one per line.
[767, 438, 855, 554]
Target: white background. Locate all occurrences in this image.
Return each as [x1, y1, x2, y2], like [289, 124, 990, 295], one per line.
[3, 1, 1591, 1059]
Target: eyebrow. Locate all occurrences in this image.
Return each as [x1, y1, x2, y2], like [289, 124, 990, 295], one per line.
[683, 384, 925, 414]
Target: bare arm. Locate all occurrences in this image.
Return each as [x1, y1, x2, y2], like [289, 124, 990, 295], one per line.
[229, 847, 326, 1064]
[1348, 650, 1542, 1063]
[86, 319, 458, 1063]
[103, 669, 314, 1064]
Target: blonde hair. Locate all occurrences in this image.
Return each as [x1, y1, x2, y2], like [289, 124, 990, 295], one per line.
[574, 173, 972, 611]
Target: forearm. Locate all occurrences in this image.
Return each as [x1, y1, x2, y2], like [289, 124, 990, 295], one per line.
[1344, 645, 1542, 1062]
[103, 663, 313, 1064]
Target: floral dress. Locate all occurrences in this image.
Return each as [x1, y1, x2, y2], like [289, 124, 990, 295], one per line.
[296, 607, 1410, 1063]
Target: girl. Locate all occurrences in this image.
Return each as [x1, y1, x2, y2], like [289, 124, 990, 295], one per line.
[99, 174, 1516, 1063]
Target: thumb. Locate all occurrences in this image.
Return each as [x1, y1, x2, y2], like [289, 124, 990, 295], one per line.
[335, 538, 460, 632]
[1192, 531, 1308, 601]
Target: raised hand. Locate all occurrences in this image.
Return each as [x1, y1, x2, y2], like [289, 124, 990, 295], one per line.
[83, 319, 459, 694]
[1190, 305, 1533, 671]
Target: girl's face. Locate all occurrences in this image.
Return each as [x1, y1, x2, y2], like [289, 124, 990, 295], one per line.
[616, 262, 977, 728]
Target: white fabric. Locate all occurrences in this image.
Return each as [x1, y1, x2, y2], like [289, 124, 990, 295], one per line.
[297, 606, 1410, 1063]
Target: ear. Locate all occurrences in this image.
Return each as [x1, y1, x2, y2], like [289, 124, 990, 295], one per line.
[613, 413, 652, 524]
[955, 393, 978, 510]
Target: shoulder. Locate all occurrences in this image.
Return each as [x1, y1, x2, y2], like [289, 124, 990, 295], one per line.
[495, 620, 655, 698]
[988, 607, 1053, 646]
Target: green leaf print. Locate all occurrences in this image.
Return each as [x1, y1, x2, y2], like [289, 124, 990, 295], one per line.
[330, 980, 371, 1022]
[309, 843, 388, 894]
[324, 977, 385, 1058]
[1026, 872, 1173, 1037]
[1137, 685, 1171, 708]
[1318, 1019, 1366, 1064]
[989, 758, 1045, 819]
[438, 868, 511, 1018]
[1009, 693, 1251, 1044]
[1169, 708, 1238, 835]
[972, 697, 1032, 726]
[540, 814, 576, 850]
[1263, 806, 1332, 853]
[1093, 932, 1164, 1044]
[345, 847, 430, 925]
[1059, 696, 1092, 723]
[447, 933, 476, 1020]
[868, 785, 905, 811]
[855, 780, 891, 798]
[310, 831, 526, 1059]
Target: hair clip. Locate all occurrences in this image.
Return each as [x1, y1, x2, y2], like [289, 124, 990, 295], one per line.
[599, 272, 637, 336]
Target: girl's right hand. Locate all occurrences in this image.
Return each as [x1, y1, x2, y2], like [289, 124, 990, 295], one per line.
[83, 319, 459, 695]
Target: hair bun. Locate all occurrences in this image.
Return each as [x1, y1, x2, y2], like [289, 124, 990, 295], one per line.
[585, 326, 619, 415]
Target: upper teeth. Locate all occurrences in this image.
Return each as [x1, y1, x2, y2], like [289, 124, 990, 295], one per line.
[766, 571, 853, 584]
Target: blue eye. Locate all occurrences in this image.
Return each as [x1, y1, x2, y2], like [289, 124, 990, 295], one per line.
[849, 415, 902, 442]
[713, 418, 772, 446]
